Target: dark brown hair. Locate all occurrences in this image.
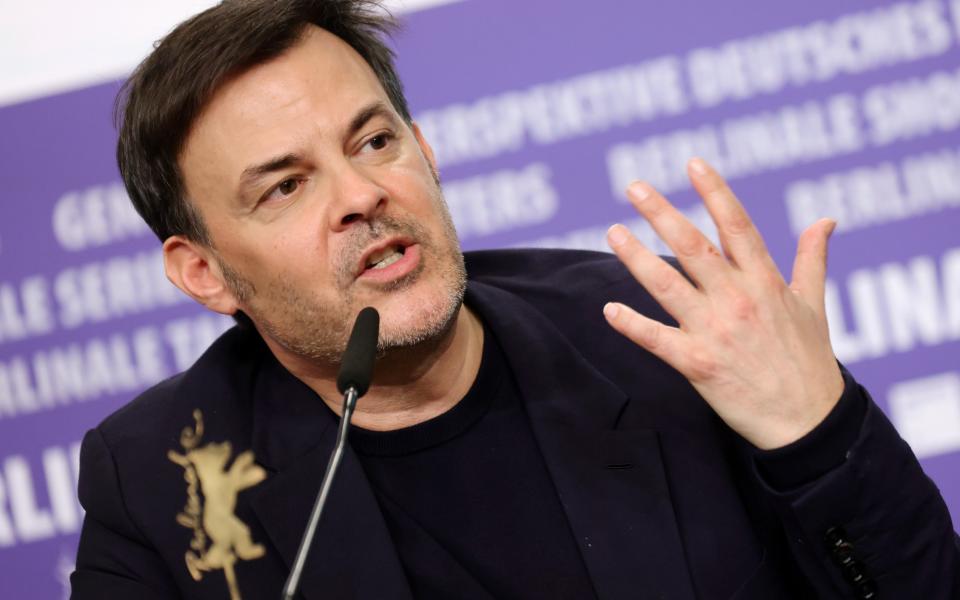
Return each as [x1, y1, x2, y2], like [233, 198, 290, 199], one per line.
[116, 0, 411, 246]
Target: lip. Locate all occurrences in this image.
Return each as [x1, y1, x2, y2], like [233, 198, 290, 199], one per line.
[355, 237, 420, 282]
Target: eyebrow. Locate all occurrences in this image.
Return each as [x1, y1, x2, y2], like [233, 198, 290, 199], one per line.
[238, 152, 306, 198]
[236, 101, 398, 197]
[346, 100, 398, 139]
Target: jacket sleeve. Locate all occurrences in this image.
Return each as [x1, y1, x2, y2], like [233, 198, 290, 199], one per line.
[753, 368, 960, 598]
[71, 427, 181, 600]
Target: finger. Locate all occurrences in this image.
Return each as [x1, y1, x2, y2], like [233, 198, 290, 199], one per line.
[603, 301, 690, 371]
[606, 224, 703, 326]
[790, 218, 836, 314]
[625, 180, 728, 290]
[687, 158, 779, 277]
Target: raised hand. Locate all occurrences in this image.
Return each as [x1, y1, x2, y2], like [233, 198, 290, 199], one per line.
[603, 158, 844, 450]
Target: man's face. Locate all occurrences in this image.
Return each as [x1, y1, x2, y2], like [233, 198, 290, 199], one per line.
[178, 26, 466, 362]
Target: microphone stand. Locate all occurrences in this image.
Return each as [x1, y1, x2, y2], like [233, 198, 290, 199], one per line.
[281, 385, 360, 600]
[281, 306, 378, 600]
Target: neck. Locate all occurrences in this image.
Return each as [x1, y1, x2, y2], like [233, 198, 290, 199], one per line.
[266, 305, 484, 432]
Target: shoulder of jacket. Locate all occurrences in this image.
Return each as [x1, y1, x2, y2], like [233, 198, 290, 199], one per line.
[465, 247, 636, 291]
[94, 325, 263, 442]
[464, 247, 677, 326]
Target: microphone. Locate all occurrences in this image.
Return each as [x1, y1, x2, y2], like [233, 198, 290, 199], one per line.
[281, 307, 379, 600]
[336, 306, 380, 397]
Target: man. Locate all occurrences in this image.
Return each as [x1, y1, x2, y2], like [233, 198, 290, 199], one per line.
[72, 0, 959, 598]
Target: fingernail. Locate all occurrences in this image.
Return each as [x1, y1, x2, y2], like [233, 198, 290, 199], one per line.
[603, 302, 620, 319]
[689, 157, 709, 175]
[628, 181, 652, 201]
[607, 224, 629, 247]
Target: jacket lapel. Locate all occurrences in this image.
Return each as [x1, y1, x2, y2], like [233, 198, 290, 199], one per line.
[468, 281, 697, 600]
[246, 353, 412, 600]
[239, 277, 697, 600]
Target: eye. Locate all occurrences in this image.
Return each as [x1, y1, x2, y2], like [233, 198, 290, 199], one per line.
[366, 132, 392, 151]
[262, 176, 303, 204]
[277, 178, 299, 195]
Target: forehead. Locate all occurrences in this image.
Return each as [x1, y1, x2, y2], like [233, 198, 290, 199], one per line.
[207, 25, 385, 121]
[179, 26, 391, 186]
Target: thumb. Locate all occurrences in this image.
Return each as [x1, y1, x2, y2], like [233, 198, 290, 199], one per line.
[790, 218, 836, 314]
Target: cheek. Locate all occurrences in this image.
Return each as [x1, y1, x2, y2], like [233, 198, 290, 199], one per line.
[385, 150, 438, 193]
[225, 232, 332, 286]
[389, 172, 447, 224]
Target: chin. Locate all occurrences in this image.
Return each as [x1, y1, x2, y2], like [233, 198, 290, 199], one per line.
[378, 301, 461, 351]
[374, 283, 463, 353]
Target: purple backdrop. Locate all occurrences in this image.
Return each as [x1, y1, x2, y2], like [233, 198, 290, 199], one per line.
[1, 0, 958, 596]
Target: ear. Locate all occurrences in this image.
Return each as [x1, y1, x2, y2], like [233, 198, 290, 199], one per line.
[411, 121, 439, 180]
[162, 236, 240, 316]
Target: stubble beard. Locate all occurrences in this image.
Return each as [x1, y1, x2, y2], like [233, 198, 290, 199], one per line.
[217, 195, 467, 365]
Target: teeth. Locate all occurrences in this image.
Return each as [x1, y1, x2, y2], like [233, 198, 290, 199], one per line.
[371, 251, 403, 269]
[366, 246, 404, 270]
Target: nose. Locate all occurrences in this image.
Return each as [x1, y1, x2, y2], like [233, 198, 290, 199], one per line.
[328, 162, 387, 231]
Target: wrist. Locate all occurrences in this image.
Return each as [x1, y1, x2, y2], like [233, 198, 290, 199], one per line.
[753, 366, 867, 491]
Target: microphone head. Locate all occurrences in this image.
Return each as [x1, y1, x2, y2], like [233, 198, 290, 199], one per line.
[336, 307, 380, 396]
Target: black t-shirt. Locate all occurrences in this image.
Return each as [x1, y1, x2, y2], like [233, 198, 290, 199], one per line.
[348, 328, 598, 600]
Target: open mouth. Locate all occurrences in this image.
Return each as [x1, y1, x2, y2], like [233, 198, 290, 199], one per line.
[364, 244, 407, 271]
[355, 238, 420, 282]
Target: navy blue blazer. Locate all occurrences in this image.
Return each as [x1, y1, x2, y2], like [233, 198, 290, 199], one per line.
[72, 249, 959, 599]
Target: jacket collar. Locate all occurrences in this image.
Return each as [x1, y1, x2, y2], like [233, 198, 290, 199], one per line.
[246, 349, 413, 600]
[466, 280, 696, 600]
[243, 278, 695, 600]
